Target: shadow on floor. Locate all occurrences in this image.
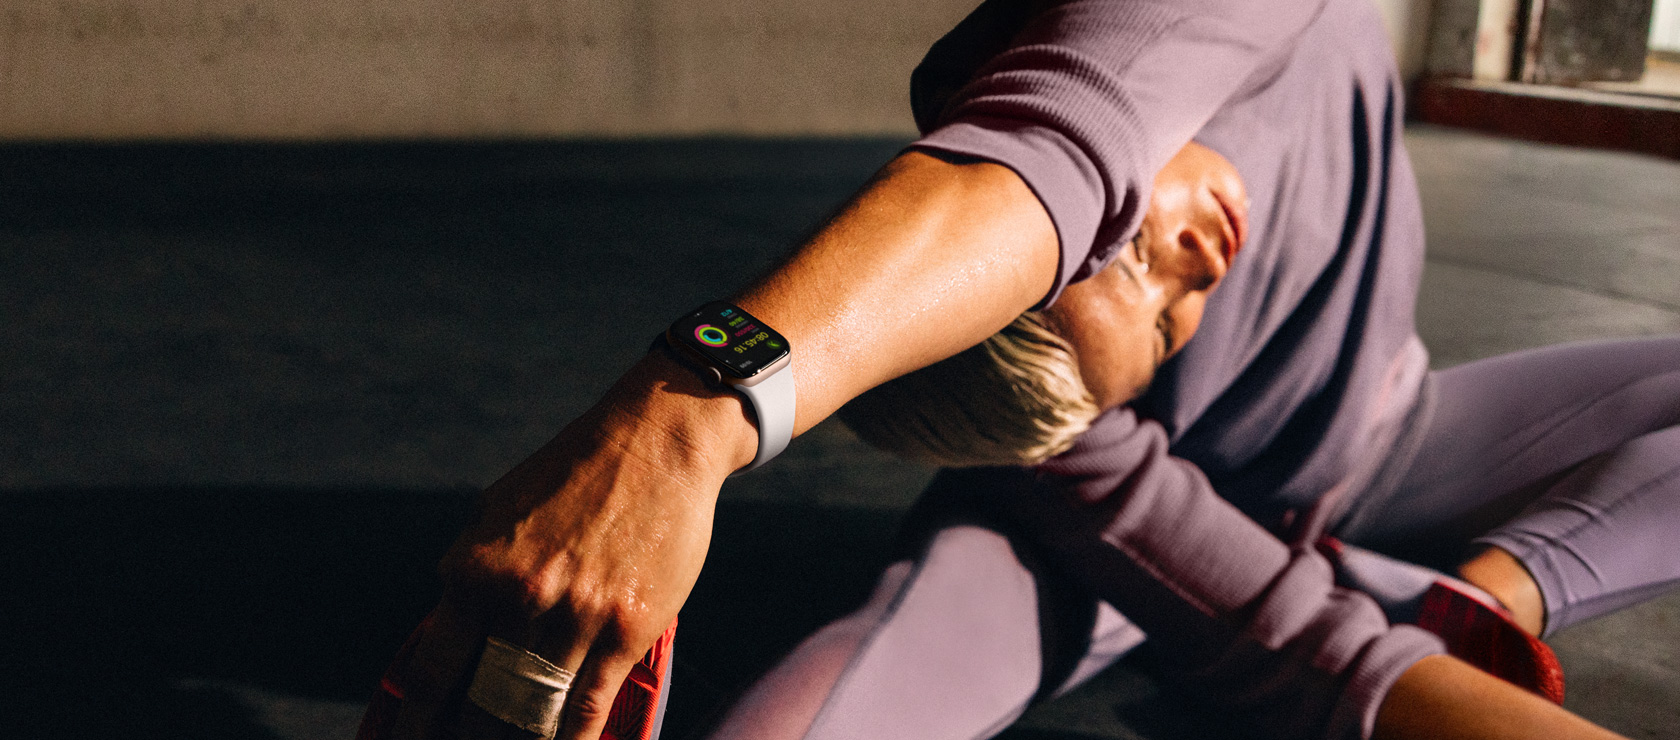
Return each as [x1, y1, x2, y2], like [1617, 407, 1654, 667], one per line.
[0, 488, 926, 739]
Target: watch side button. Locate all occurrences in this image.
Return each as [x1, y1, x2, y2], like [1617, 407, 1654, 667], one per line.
[708, 367, 723, 385]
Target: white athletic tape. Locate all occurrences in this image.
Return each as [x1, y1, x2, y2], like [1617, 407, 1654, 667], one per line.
[467, 637, 576, 738]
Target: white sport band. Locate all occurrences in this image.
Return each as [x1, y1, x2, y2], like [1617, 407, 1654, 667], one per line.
[733, 361, 795, 474]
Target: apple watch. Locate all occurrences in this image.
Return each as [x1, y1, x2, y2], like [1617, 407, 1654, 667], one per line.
[659, 301, 794, 474]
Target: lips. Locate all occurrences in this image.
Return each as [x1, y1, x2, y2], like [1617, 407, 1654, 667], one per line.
[1209, 187, 1249, 265]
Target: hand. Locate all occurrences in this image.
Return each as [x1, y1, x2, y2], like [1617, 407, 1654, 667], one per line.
[389, 351, 757, 740]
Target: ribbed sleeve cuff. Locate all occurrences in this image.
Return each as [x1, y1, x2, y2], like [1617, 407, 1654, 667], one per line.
[910, 117, 1112, 310]
[1229, 548, 1449, 739]
[1335, 624, 1445, 740]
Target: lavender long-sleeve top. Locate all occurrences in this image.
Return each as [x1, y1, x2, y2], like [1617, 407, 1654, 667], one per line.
[909, 0, 1445, 737]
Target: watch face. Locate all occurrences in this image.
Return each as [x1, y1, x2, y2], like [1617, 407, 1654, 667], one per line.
[670, 302, 790, 379]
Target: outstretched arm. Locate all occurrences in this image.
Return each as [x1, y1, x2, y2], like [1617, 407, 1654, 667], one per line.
[1377, 656, 1627, 740]
[389, 150, 1059, 740]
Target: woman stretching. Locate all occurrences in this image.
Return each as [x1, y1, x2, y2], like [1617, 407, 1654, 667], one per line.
[380, 0, 1679, 738]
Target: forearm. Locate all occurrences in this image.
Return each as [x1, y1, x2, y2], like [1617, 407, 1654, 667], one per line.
[617, 149, 1056, 478]
[1374, 655, 1626, 740]
[734, 149, 1058, 435]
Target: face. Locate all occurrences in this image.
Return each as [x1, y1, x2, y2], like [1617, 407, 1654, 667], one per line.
[1042, 141, 1248, 410]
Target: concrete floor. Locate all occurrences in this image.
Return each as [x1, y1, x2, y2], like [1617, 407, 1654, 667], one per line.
[1, 126, 1677, 739]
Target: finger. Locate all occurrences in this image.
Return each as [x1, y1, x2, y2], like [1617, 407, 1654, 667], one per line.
[555, 650, 642, 740]
[464, 627, 593, 740]
[390, 601, 489, 740]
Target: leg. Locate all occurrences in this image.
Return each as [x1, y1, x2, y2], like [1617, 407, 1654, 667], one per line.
[1339, 334, 1680, 635]
[1474, 423, 1680, 636]
[703, 525, 1143, 740]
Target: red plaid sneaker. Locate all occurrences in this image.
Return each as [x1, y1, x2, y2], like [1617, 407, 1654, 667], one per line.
[356, 616, 677, 740]
[1415, 579, 1565, 704]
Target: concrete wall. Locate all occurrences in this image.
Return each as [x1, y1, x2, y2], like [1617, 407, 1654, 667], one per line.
[1374, 0, 1437, 82]
[0, 0, 976, 139]
[0, 0, 1435, 140]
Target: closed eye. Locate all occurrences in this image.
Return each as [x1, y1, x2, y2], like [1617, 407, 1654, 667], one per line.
[1155, 312, 1174, 369]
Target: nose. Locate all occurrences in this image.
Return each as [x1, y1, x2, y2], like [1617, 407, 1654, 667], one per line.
[1153, 201, 1232, 293]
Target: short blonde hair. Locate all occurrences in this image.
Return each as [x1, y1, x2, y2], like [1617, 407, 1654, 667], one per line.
[836, 312, 1099, 467]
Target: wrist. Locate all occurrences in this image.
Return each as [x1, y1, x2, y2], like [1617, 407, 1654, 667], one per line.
[602, 348, 762, 479]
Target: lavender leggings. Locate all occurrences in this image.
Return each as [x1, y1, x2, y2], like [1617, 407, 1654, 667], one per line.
[700, 335, 1680, 740]
[1338, 334, 1680, 636]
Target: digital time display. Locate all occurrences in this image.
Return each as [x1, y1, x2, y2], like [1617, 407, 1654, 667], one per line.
[669, 301, 790, 379]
